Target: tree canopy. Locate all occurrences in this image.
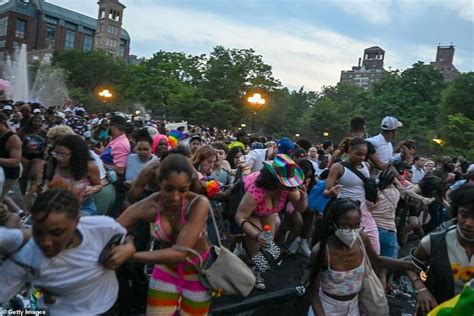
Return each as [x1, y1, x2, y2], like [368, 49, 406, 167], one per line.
[51, 47, 473, 159]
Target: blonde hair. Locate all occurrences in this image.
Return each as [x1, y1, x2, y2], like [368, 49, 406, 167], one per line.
[46, 125, 75, 143]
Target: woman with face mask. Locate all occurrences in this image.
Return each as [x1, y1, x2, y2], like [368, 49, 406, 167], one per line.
[324, 137, 381, 254]
[308, 198, 413, 316]
[407, 184, 474, 316]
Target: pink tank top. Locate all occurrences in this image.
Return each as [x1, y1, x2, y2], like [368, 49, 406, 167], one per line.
[52, 170, 91, 195]
[243, 172, 289, 217]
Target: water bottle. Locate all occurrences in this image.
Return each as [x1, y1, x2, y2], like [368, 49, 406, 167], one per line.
[107, 169, 117, 183]
[262, 224, 272, 251]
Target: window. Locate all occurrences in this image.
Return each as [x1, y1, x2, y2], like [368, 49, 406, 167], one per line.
[65, 30, 75, 49]
[15, 19, 26, 39]
[65, 22, 77, 31]
[107, 25, 118, 34]
[83, 27, 94, 36]
[83, 35, 93, 52]
[45, 24, 56, 47]
[44, 16, 58, 25]
[0, 17, 8, 37]
[119, 38, 126, 56]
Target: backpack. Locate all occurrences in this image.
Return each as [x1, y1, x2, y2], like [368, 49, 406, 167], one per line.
[223, 167, 245, 221]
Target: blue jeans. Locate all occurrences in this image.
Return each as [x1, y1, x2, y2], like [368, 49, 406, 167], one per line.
[81, 197, 97, 216]
[378, 227, 398, 258]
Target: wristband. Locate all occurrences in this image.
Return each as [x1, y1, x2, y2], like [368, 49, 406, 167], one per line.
[416, 287, 428, 294]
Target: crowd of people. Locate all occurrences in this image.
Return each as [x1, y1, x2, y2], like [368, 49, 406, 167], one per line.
[0, 101, 473, 316]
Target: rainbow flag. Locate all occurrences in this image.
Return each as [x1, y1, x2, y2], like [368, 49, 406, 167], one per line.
[168, 130, 183, 148]
[204, 179, 220, 197]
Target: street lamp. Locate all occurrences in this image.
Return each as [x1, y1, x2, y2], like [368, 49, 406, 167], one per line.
[241, 123, 247, 128]
[247, 93, 266, 133]
[432, 138, 444, 145]
[323, 131, 329, 137]
[295, 133, 300, 137]
[98, 89, 113, 103]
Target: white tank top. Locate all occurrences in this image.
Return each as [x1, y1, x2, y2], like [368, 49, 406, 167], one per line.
[338, 162, 370, 208]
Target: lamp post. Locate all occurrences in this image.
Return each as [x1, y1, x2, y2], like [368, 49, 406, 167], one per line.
[247, 93, 265, 133]
[98, 89, 113, 104]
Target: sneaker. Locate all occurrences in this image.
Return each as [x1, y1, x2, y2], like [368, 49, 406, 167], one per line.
[254, 270, 266, 290]
[233, 242, 244, 257]
[297, 239, 311, 258]
[287, 237, 300, 255]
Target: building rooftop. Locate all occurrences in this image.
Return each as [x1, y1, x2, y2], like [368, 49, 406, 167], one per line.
[0, 0, 130, 39]
[365, 46, 385, 52]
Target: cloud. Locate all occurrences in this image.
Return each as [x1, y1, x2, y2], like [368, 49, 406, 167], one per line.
[332, 0, 393, 24]
[399, 0, 474, 23]
[122, 3, 375, 91]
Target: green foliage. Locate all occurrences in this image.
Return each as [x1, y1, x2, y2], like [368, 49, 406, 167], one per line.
[441, 72, 474, 120]
[51, 47, 471, 156]
[441, 114, 474, 160]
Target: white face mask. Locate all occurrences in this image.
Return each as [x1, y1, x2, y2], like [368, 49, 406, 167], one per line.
[334, 226, 362, 247]
[457, 225, 474, 242]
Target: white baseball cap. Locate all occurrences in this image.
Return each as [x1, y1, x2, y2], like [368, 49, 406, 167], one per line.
[3, 105, 13, 110]
[381, 116, 403, 130]
[33, 108, 42, 113]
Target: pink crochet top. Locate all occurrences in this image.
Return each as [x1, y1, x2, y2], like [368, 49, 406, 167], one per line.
[243, 172, 289, 217]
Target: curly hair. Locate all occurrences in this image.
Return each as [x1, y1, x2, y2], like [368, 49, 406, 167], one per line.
[46, 125, 75, 143]
[53, 135, 92, 181]
[31, 189, 80, 222]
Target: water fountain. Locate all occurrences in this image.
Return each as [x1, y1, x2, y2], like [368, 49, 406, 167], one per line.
[1, 44, 69, 108]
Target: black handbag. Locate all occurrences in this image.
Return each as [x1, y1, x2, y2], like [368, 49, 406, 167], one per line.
[341, 162, 378, 203]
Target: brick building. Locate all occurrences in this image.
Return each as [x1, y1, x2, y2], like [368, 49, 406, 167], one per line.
[340, 46, 386, 89]
[429, 45, 460, 81]
[0, 0, 130, 60]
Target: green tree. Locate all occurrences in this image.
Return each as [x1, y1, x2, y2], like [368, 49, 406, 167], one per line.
[440, 72, 474, 120]
[201, 46, 280, 123]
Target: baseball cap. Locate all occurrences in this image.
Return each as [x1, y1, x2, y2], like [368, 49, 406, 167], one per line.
[3, 105, 13, 111]
[381, 116, 403, 130]
[33, 108, 42, 114]
[277, 137, 295, 155]
[74, 107, 85, 113]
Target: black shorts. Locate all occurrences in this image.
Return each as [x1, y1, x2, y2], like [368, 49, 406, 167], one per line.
[3, 166, 20, 179]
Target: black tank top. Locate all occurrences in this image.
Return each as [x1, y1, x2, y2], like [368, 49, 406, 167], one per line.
[0, 131, 21, 179]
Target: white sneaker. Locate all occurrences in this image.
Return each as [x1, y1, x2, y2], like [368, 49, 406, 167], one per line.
[297, 239, 311, 258]
[287, 237, 301, 255]
[254, 270, 266, 290]
[233, 242, 244, 257]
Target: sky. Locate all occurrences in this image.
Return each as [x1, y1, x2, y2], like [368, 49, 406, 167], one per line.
[48, 0, 474, 91]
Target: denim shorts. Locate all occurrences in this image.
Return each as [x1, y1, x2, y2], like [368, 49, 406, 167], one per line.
[377, 227, 398, 258]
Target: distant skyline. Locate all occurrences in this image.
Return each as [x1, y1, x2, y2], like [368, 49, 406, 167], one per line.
[48, 0, 473, 91]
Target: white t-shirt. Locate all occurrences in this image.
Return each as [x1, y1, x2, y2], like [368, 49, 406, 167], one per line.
[421, 227, 474, 294]
[366, 133, 393, 164]
[0, 216, 126, 315]
[244, 148, 268, 173]
[90, 150, 107, 180]
[411, 165, 426, 184]
[125, 154, 158, 181]
[0, 227, 23, 255]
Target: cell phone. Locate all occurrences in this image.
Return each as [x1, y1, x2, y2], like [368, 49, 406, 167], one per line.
[98, 234, 124, 264]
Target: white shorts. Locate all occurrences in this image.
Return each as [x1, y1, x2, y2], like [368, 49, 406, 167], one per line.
[308, 290, 360, 316]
